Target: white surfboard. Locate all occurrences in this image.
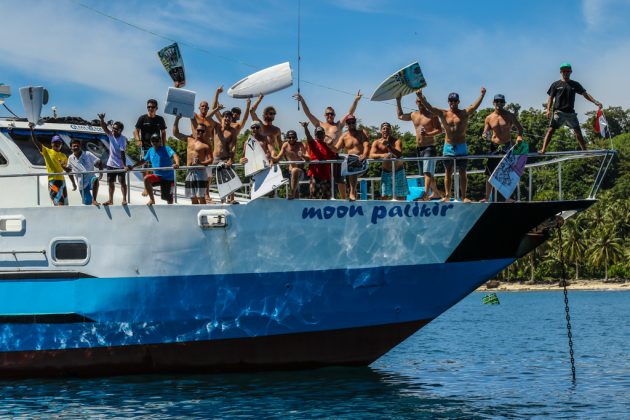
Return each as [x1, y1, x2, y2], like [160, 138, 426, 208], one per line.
[215, 166, 243, 199]
[228, 62, 293, 99]
[19, 86, 47, 124]
[340, 154, 368, 177]
[370, 62, 427, 102]
[244, 137, 270, 177]
[251, 165, 288, 200]
[489, 143, 529, 200]
[164, 87, 196, 119]
[0, 84, 10, 105]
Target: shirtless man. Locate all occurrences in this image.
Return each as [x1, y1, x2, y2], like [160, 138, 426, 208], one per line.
[332, 115, 370, 201]
[210, 85, 252, 137]
[173, 115, 213, 204]
[250, 95, 282, 152]
[369, 122, 408, 200]
[240, 121, 274, 165]
[210, 110, 238, 203]
[419, 87, 486, 202]
[481, 94, 524, 202]
[397, 93, 443, 200]
[272, 130, 309, 199]
[293, 91, 362, 199]
[192, 95, 223, 200]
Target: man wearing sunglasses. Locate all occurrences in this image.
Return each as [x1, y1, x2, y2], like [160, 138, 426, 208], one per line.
[173, 115, 213, 204]
[240, 121, 274, 166]
[481, 94, 524, 202]
[294, 91, 363, 199]
[250, 94, 282, 152]
[419, 87, 486, 203]
[332, 115, 370, 201]
[134, 99, 167, 152]
[538, 63, 603, 154]
[271, 130, 308, 199]
[397, 92, 443, 201]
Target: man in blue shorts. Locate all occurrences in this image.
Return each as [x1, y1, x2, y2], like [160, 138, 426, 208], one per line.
[419, 87, 486, 202]
[369, 122, 409, 200]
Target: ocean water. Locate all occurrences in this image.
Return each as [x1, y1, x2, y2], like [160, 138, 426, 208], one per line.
[0, 291, 627, 419]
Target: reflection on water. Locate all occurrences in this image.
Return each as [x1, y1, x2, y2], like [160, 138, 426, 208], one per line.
[0, 291, 627, 418]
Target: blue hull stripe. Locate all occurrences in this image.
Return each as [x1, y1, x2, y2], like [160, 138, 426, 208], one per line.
[0, 259, 513, 352]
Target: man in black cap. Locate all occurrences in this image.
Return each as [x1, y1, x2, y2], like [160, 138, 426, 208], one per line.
[538, 63, 603, 154]
[418, 87, 486, 202]
[481, 94, 524, 202]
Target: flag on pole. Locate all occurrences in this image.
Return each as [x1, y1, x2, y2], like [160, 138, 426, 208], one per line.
[594, 108, 609, 137]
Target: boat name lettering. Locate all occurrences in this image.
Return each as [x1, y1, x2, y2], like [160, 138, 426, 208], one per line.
[69, 124, 103, 132]
[301, 203, 454, 224]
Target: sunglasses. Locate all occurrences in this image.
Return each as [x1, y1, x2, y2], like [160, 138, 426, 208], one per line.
[266, 112, 276, 116]
[325, 112, 335, 116]
[287, 136, 297, 139]
[251, 126, 260, 130]
[147, 105, 157, 109]
[347, 120, 357, 124]
[495, 100, 506, 104]
[196, 129, 206, 133]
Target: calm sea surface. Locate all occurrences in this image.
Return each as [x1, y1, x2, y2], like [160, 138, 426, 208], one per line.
[0, 291, 627, 419]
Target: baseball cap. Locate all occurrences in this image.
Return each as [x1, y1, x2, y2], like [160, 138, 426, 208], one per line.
[314, 126, 325, 134]
[51, 135, 62, 143]
[250, 122, 261, 129]
[560, 62, 572, 70]
[345, 114, 357, 123]
[380, 122, 391, 129]
[493, 94, 506, 102]
[150, 133, 160, 142]
[448, 92, 459, 101]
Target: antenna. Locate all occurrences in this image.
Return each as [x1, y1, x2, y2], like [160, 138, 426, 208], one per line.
[297, 0, 301, 110]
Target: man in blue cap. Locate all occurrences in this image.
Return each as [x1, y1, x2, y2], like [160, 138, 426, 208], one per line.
[538, 63, 603, 154]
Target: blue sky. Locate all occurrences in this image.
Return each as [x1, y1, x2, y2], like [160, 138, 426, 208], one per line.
[2, 0, 630, 138]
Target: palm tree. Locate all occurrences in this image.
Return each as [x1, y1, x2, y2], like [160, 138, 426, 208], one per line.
[588, 228, 624, 280]
[563, 219, 587, 279]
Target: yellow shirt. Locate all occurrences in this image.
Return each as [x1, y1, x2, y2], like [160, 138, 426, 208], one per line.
[41, 146, 68, 181]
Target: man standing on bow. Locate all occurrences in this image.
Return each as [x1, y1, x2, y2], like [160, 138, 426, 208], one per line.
[538, 63, 603, 154]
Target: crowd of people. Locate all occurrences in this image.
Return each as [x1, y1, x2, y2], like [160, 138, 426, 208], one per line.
[29, 63, 603, 206]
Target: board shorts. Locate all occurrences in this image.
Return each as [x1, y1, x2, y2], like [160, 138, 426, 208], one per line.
[443, 143, 468, 171]
[185, 168, 208, 198]
[310, 177, 332, 199]
[145, 174, 173, 203]
[79, 175, 98, 205]
[416, 145, 437, 175]
[550, 111, 580, 130]
[48, 180, 68, 206]
[106, 165, 126, 184]
[381, 168, 409, 198]
[485, 142, 514, 176]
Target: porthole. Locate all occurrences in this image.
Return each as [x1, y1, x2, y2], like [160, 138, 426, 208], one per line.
[51, 238, 90, 265]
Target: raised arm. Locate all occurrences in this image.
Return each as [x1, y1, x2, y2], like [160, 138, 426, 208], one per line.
[98, 113, 112, 136]
[396, 95, 412, 121]
[466, 87, 487, 114]
[347, 90, 362, 116]
[417, 90, 444, 118]
[28, 123, 43, 152]
[300, 121, 314, 141]
[237, 98, 251, 131]
[211, 86, 223, 110]
[294, 93, 321, 126]
[250, 94, 264, 123]
[172, 115, 188, 142]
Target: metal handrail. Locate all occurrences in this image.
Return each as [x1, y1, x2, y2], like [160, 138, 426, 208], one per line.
[0, 150, 616, 203]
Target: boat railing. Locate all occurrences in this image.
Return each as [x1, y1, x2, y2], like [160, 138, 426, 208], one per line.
[0, 149, 616, 204]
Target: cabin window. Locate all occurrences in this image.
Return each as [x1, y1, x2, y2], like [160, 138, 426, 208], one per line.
[0, 150, 6, 165]
[51, 238, 90, 265]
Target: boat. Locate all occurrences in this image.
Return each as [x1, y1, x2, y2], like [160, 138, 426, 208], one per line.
[0, 115, 614, 377]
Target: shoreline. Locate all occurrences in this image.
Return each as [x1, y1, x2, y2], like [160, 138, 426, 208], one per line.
[477, 280, 630, 292]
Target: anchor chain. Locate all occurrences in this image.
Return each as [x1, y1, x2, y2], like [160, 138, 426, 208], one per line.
[557, 225, 576, 382]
